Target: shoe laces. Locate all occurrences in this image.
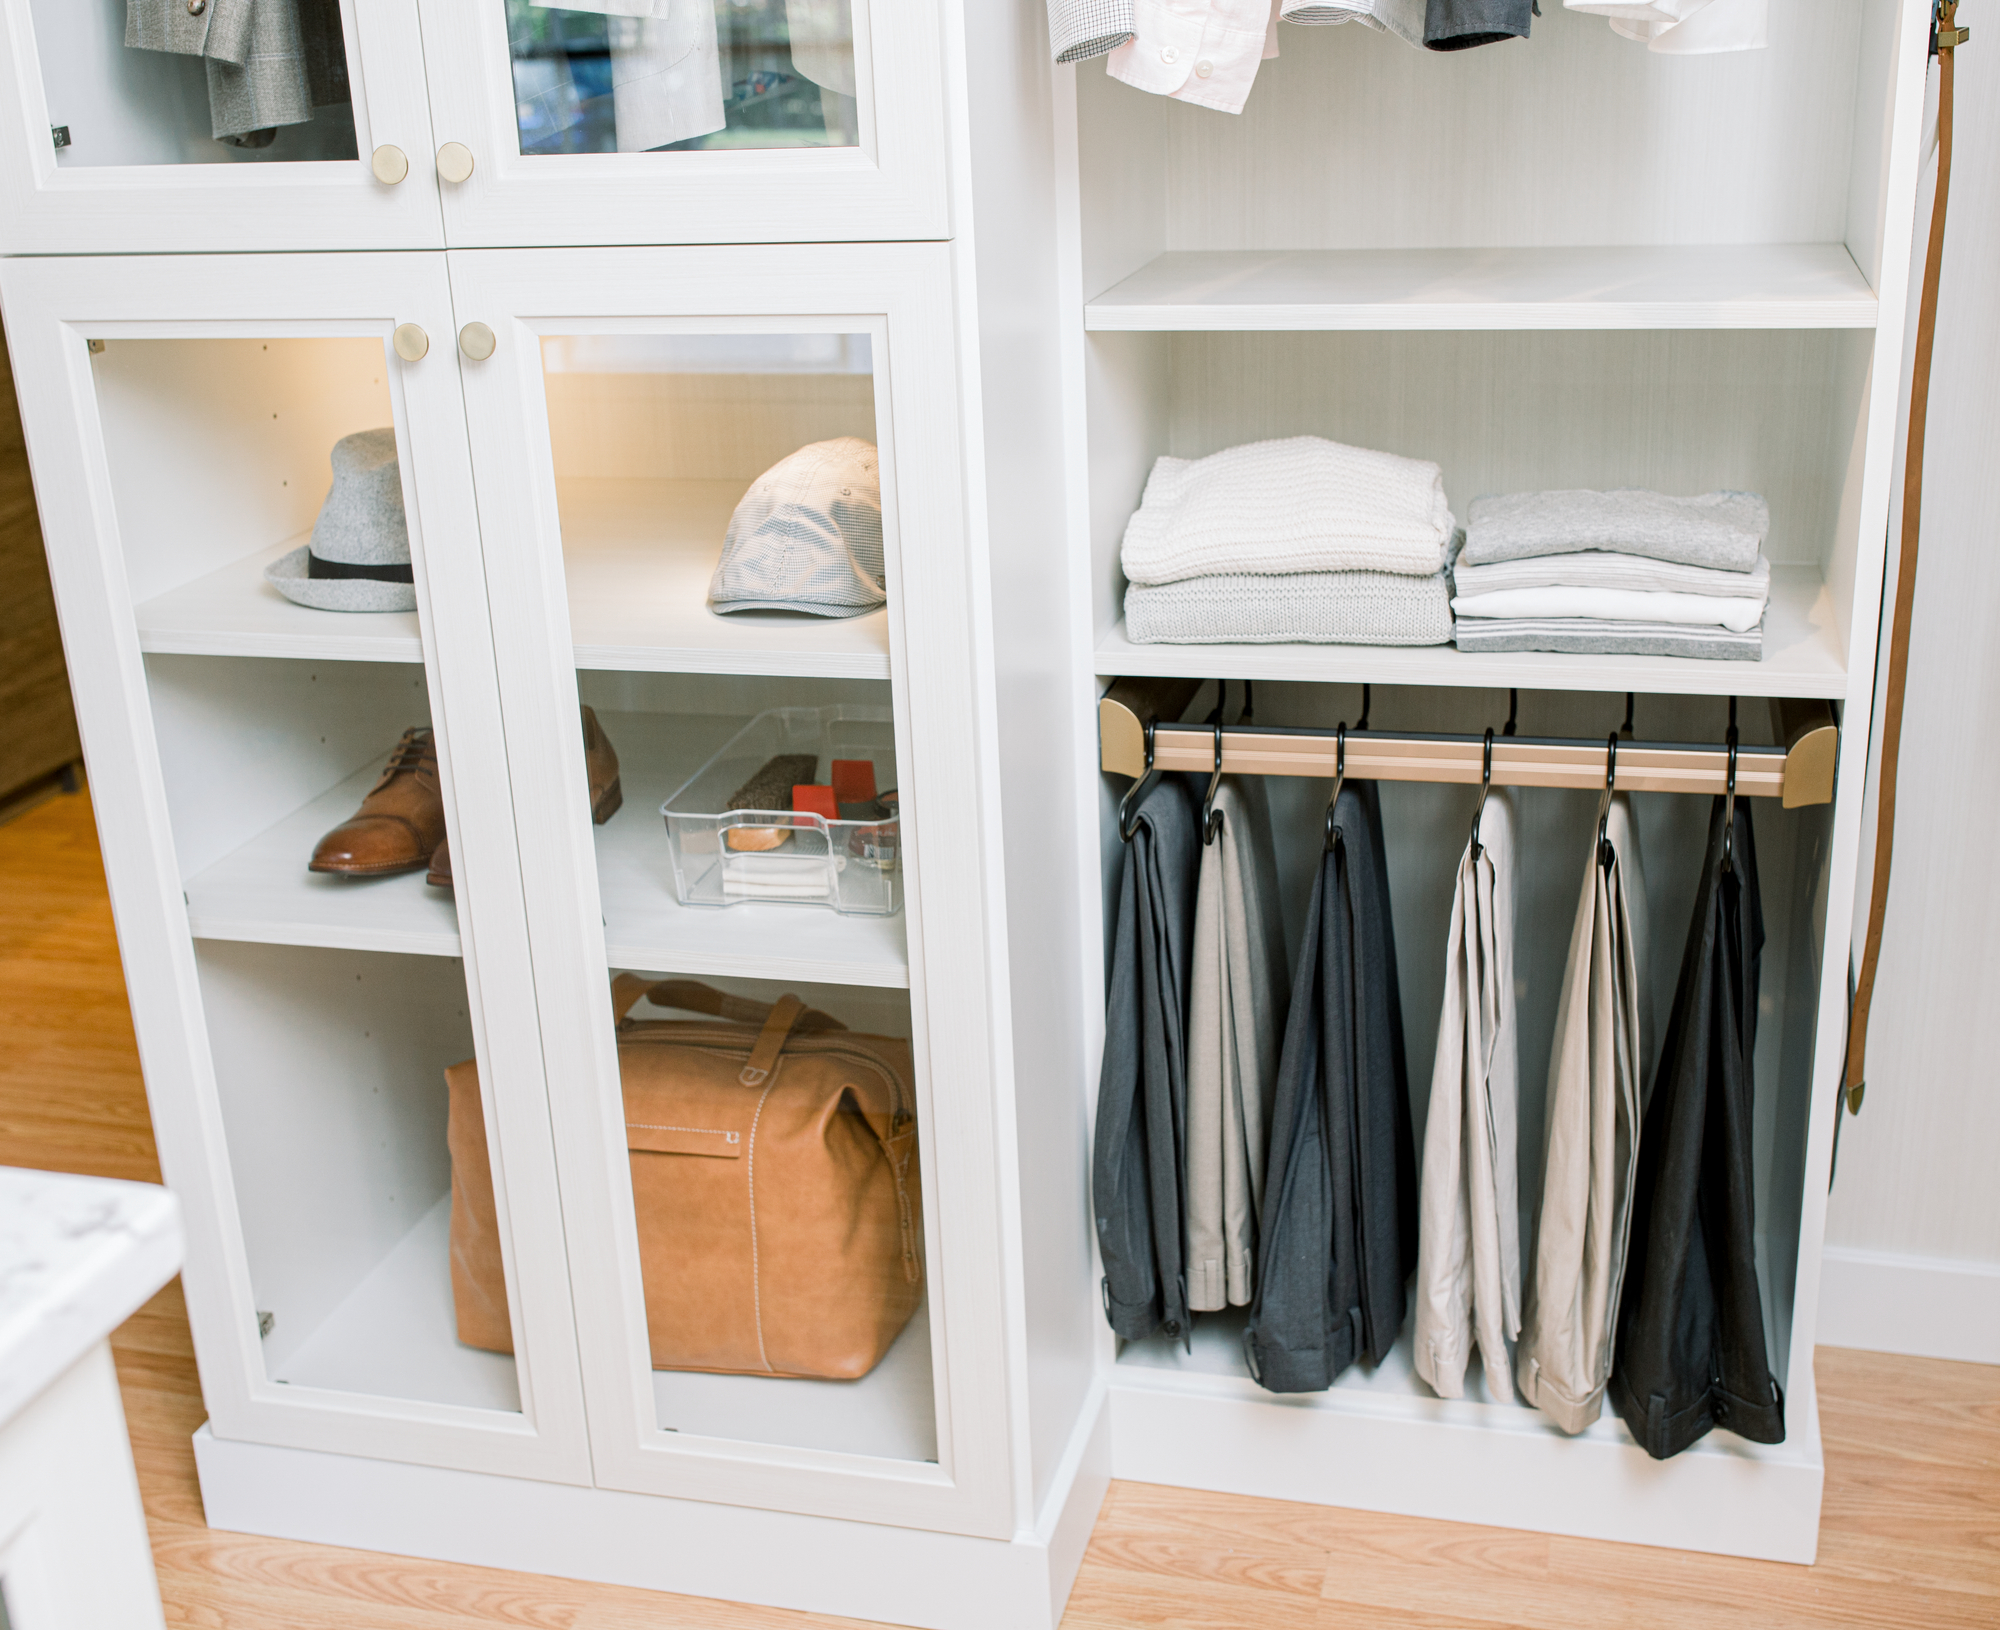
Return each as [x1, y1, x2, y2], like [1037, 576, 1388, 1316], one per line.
[373, 727, 436, 789]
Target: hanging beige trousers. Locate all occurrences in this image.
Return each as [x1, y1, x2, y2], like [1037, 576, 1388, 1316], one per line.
[1415, 789, 1521, 1400]
[1517, 792, 1650, 1432]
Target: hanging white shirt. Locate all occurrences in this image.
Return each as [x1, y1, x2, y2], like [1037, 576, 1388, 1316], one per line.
[1107, 0, 1282, 117]
[1565, 0, 1768, 53]
[533, 0, 725, 152]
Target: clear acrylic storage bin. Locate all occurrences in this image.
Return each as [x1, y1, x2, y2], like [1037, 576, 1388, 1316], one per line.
[662, 707, 901, 916]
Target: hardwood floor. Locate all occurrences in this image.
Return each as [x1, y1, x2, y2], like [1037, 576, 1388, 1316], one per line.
[4, 788, 1996, 1629]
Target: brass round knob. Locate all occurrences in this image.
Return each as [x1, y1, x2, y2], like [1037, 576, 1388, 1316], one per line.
[392, 324, 429, 363]
[436, 142, 475, 185]
[370, 144, 409, 185]
[458, 322, 496, 362]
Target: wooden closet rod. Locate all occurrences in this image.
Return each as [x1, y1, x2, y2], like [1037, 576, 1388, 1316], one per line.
[1100, 679, 1839, 808]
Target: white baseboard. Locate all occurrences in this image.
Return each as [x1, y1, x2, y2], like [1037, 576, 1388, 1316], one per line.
[1817, 1248, 2000, 1365]
[192, 1386, 1110, 1630]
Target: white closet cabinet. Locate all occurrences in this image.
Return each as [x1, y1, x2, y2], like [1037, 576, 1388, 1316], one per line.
[445, 243, 1013, 1534]
[1014, 0, 1931, 1570]
[0, 251, 591, 1485]
[0, 0, 442, 254]
[418, 0, 949, 246]
[0, 0, 945, 254]
[0, 0, 1938, 1622]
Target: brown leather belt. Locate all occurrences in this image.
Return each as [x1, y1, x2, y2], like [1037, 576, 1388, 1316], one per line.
[1845, 2, 1969, 1115]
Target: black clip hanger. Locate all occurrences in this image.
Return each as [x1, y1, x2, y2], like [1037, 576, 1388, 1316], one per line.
[1118, 719, 1158, 844]
[1355, 684, 1372, 732]
[1201, 680, 1229, 845]
[1323, 724, 1348, 853]
[1722, 696, 1740, 873]
[1621, 692, 1636, 740]
[1503, 688, 1518, 737]
[1596, 732, 1619, 870]
[1470, 726, 1496, 860]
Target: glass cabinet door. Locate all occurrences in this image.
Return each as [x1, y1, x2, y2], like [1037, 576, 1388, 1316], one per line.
[415, 0, 946, 245]
[449, 245, 1012, 1535]
[0, 0, 442, 253]
[0, 252, 587, 1482]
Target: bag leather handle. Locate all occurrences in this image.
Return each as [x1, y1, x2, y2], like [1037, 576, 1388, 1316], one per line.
[609, 974, 846, 1035]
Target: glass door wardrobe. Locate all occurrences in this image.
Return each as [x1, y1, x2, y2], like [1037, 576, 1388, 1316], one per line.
[448, 243, 1014, 1537]
[0, 0, 442, 253]
[0, 250, 588, 1483]
[415, 0, 948, 244]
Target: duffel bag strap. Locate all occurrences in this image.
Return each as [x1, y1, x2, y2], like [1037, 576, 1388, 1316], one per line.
[865, 1109, 922, 1286]
[739, 996, 805, 1085]
[609, 975, 846, 1034]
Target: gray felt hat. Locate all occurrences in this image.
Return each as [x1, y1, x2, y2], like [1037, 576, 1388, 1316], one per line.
[708, 437, 885, 619]
[265, 428, 417, 613]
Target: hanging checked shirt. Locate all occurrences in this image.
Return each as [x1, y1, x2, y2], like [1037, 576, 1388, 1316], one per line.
[1610, 797, 1785, 1458]
[1244, 781, 1415, 1392]
[1516, 792, 1651, 1432]
[1185, 778, 1289, 1311]
[1414, 789, 1522, 1402]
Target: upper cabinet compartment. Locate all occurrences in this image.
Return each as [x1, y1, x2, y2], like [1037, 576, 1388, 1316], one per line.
[0, 0, 444, 253]
[1075, 0, 1908, 327]
[0, 0, 948, 255]
[1071, 1, 1927, 701]
[414, 0, 948, 244]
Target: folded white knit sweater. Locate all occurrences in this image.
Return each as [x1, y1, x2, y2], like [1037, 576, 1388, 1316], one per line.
[1452, 586, 1767, 633]
[1121, 436, 1456, 586]
[1451, 551, 1771, 602]
[1125, 567, 1453, 646]
[1463, 490, 1768, 571]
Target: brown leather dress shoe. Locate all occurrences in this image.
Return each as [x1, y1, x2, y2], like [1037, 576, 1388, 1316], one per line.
[311, 727, 446, 877]
[425, 707, 621, 888]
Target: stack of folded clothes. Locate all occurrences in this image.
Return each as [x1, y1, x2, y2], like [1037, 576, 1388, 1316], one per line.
[1451, 490, 1771, 661]
[1121, 436, 1458, 647]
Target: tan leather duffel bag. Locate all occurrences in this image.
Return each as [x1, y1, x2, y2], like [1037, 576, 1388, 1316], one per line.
[447, 976, 922, 1380]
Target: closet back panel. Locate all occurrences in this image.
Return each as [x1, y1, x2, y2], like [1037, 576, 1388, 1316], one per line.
[1084, 328, 1872, 654]
[1094, 681, 1826, 1396]
[144, 653, 433, 881]
[91, 338, 395, 605]
[1074, 0, 1884, 265]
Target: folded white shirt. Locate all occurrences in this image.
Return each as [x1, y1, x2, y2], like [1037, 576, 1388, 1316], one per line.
[1122, 435, 1456, 585]
[1452, 551, 1771, 602]
[1452, 585, 1767, 633]
[1279, 0, 1424, 46]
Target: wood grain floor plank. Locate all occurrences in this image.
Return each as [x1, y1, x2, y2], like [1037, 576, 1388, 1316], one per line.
[7, 788, 1999, 1630]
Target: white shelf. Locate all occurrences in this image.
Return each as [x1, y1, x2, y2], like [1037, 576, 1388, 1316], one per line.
[1097, 565, 1844, 700]
[136, 536, 425, 663]
[652, 1306, 937, 1464]
[134, 478, 893, 680]
[1084, 244, 1879, 333]
[184, 757, 462, 956]
[179, 714, 907, 981]
[270, 1197, 521, 1415]
[563, 478, 891, 679]
[596, 710, 909, 989]
[1116, 1307, 1807, 1465]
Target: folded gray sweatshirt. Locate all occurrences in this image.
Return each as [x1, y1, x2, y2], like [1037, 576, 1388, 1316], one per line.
[1463, 490, 1768, 571]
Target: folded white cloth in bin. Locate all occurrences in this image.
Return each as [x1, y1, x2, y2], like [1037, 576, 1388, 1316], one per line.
[723, 852, 836, 899]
